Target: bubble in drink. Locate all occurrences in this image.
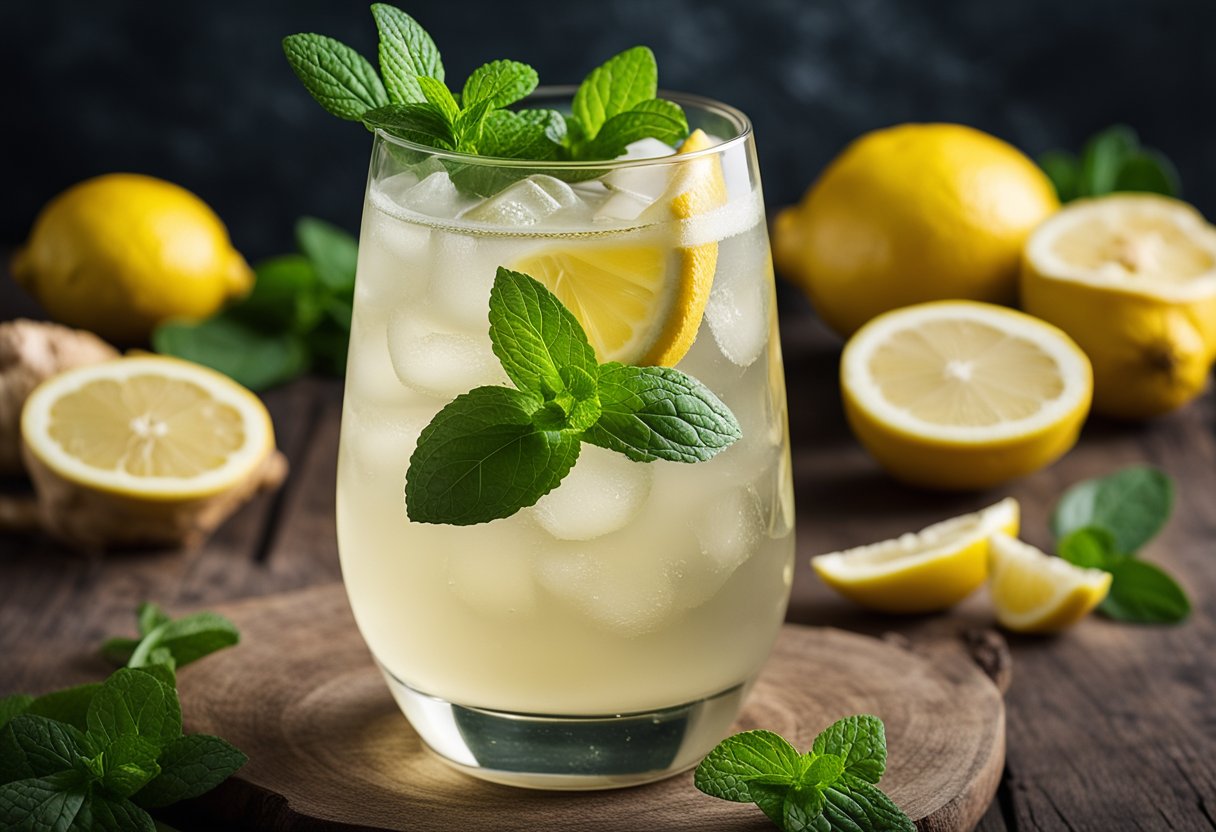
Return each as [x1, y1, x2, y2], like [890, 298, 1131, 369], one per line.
[530, 445, 654, 541]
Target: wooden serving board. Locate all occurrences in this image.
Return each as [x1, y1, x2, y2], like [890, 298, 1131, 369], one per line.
[171, 584, 1006, 832]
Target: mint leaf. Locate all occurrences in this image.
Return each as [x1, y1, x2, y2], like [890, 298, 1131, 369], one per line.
[0, 696, 32, 731]
[1057, 527, 1118, 569]
[783, 784, 827, 832]
[296, 217, 358, 294]
[822, 773, 915, 832]
[416, 76, 461, 124]
[25, 686, 100, 734]
[462, 60, 539, 111]
[810, 715, 886, 785]
[1079, 125, 1139, 197]
[572, 46, 658, 139]
[405, 386, 580, 525]
[0, 772, 87, 832]
[153, 314, 310, 392]
[137, 604, 170, 637]
[694, 730, 801, 803]
[362, 103, 456, 148]
[282, 33, 388, 121]
[134, 734, 248, 809]
[1114, 151, 1180, 197]
[1101, 558, 1190, 623]
[1051, 466, 1174, 553]
[585, 99, 688, 159]
[803, 754, 845, 788]
[0, 716, 92, 783]
[85, 792, 156, 832]
[478, 109, 565, 160]
[128, 613, 239, 670]
[488, 267, 597, 395]
[86, 669, 180, 750]
[101, 736, 161, 798]
[232, 255, 325, 333]
[370, 3, 443, 105]
[585, 363, 741, 463]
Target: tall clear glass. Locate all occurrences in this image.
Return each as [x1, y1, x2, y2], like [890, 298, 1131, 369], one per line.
[336, 90, 795, 789]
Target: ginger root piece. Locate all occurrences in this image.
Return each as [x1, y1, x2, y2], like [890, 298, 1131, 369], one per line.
[2, 448, 288, 552]
[0, 320, 118, 475]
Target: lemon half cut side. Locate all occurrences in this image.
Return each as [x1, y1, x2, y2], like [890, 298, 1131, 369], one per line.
[841, 301, 1093, 490]
[812, 497, 1019, 613]
[21, 356, 274, 501]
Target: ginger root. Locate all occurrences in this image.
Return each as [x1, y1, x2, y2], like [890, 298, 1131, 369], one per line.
[2, 447, 288, 552]
[0, 319, 118, 474]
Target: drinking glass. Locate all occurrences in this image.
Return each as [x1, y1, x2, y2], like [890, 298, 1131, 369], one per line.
[336, 90, 795, 789]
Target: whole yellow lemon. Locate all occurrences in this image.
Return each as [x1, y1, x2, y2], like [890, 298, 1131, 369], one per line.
[11, 174, 253, 344]
[774, 123, 1059, 337]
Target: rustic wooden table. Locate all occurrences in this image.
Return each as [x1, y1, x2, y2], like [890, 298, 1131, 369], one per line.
[2, 279, 1213, 831]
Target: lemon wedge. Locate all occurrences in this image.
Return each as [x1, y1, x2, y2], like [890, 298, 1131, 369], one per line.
[513, 129, 725, 366]
[988, 532, 1111, 633]
[1021, 194, 1216, 419]
[812, 498, 1018, 613]
[841, 301, 1092, 490]
[21, 356, 274, 500]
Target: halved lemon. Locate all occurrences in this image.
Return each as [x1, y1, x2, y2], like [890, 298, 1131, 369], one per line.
[812, 498, 1018, 613]
[841, 301, 1092, 490]
[1021, 194, 1216, 419]
[21, 355, 274, 500]
[988, 532, 1111, 633]
[513, 130, 726, 366]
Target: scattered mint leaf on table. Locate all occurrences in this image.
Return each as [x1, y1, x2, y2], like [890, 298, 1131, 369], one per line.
[0, 603, 246, 832]
[405, 268, 739, 525]
[1051, 465, 1174, 554]
[1051, 467, 1190, 624]
[296, 217, 359, 294]
[152, 315, 311, 393]
[695, 716, 913, 832]
[1037, 125, 1180, 202]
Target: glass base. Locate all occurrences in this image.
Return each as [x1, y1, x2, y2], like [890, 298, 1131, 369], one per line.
[380, 666, 751, 790]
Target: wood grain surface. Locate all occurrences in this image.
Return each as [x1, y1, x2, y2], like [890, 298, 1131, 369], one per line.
[3, 280, 1214, 831]
[165, 583, 1004, 832]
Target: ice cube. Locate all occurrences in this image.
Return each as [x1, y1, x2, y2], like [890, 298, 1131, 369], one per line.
[620, 138, 677, 161]
[446, 519, 540, 617]
[356, 199, 432, 307]
[696, 487, 764, 572]
[530, 445, 653, 540]
[703, 224, 772, 368]
[459, 175, 581, 226]
[340, 406, 431, 487]
[398, 170, 469, 219]
[424, 232, 507, 333]
[596, 140, 677, 222]
[386, 305, 507, 399]
[535, 548, 675, 638]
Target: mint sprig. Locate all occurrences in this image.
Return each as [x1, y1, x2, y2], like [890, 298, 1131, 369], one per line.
[283, 6, 688, 168]
[695, 715, 914, 832]
[1038, 125, 1181, 203]
[1052, 466, 1190, 624]
[404, 267, 739, 526]
[0, 603, 245, 832]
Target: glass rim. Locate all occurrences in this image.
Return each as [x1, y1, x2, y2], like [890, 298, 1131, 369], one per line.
[372, 86, 754, 170]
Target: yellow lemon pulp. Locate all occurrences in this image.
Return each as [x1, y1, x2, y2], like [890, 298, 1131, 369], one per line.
[774, 123, 1059, 337]
[1021, 194, 1216, 420]
[812, 498, 1019, 613]
[513, 129, 726, 366]
[11, 173, 253, 344]
[841, 301, 1092, 490]
[988, 532, 1112, 634]
[21, 356, 273, 500]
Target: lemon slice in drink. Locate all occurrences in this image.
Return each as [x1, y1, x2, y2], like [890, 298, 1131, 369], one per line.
[1021, 194, 1216, 419]
[513, 130, 726, 365]
[841, 301, 1093, 490]
[988, 532, 1111, 633]
[812, 498, 1018, 613]
[22, 355, 274, 500]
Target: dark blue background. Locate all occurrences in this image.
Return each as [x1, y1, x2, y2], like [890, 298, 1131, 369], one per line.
[3, 0, 1213, 258]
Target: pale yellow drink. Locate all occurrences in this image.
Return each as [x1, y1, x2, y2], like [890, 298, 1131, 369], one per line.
[336, 104, 794, 786]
